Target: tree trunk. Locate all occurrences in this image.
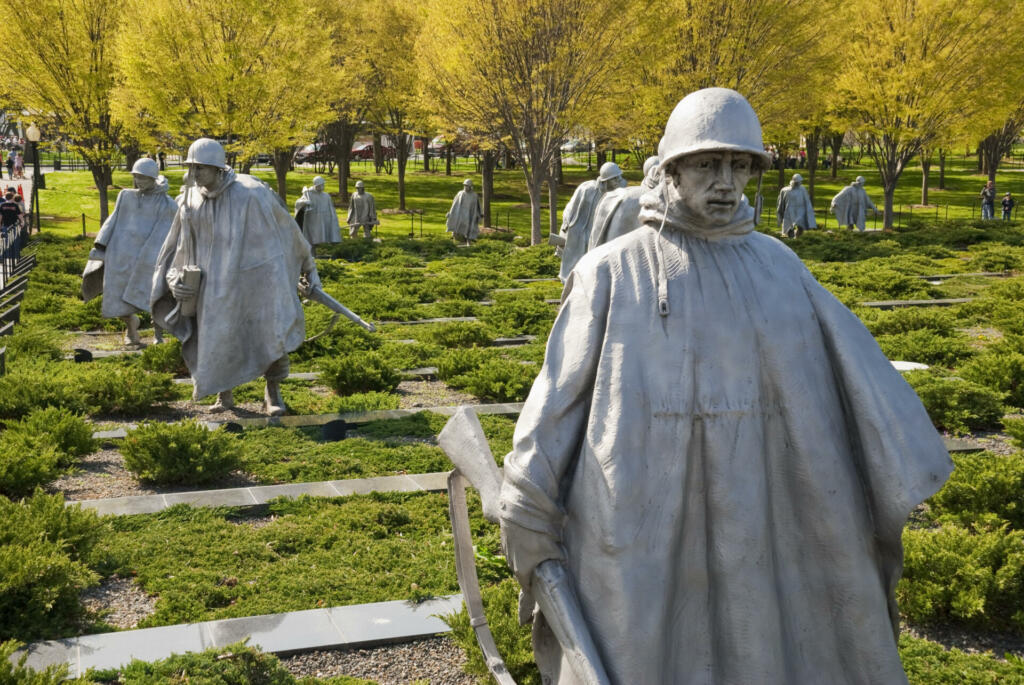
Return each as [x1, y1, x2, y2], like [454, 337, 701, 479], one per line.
[445, 143, 452, 176]
[482, 149, 494, 227]
[397, 132, 409, 210]
[777, 148, 786, 189]
[920, 151, 931, 206]
[421, 136, 430, 172]
[373, 133, 383, 174]
[805, 128, 821, 203]
[596, 149, 606, 169]
[883, 181, 896, 230]
[91, 163, 112, 223]
[272, 149, 291, 201]
[123, 145, 141, 172]
[828, 132, 843, 179]
[523, 149, 545, 244]
[548, 164, 558, 240]
[328, 120, 357, 204]
[938, 149, 946, 190]
[554, 148, 563, 184]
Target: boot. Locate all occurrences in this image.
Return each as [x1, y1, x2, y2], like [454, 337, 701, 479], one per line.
[264, 380, 286, 416]
[154, 326, 165, 344]
[122, 315, 141, 347]
[211, 390, 235, 412]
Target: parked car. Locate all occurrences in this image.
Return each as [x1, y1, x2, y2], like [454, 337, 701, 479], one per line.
[351, 142, 396, 160]
[560, 139, 589, 153]
[293, 143, 332, 165]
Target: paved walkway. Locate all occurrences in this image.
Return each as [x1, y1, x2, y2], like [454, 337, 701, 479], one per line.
[19, 595, 463, 677]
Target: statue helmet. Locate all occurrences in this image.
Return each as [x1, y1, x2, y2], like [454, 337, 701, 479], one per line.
[598, 161, 623, 182]
[791, 173, 803, 184]
[658, 88, 770, 171]
[184, 138, 229, 169]
[312, 175, 326, 188]
[463, 178, 473, 188]
[642, 155, 660, 177]
[355, 180, 365, 189]
[855, 176, 866, 185]
[131, 157, 159, 179]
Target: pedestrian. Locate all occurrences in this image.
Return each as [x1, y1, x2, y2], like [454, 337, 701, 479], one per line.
[1002, 192, 1015, 220]
[13, 152, 24, 180]
[6, 150, 14, 180]
[980, 180, 995, 220]
[0, 190, 23, 241]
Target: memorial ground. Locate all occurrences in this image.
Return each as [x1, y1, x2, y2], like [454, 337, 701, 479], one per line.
[4, 156, 1024, 682]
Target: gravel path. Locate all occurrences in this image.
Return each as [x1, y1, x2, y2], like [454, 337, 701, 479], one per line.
[281, 637, 475, 684]
[80, 575, 157, 630]
[902, 621, 1024, 661]
[48, 448, 262, 501]
[396, 380, 478, 409]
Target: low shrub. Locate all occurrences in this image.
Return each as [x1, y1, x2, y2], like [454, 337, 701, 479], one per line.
[0, 432, 63, 498]
[446, 358, 538, 402]
[899, 524, 1024, 633]
[479, 293, 557, 337]
[899, 633, 1024, 684]
[904, 371, 1005, 434]
[13, 407, 96, 462]
[3, 323, 63, 363]
[436, 347, 495, 380]
[333, 391, 401, 413]
[961, 348, 1024, 408]
[122, 420, 241, 485]
[0, 361, 175, 419]
[319, 351, 401, 396]
[0, 491, 103, 640]
[1004, 416, 1024, 449]
[862, 307, 957, 337]
[425, 321, 493, 348]
[0, 640, 72, 684]
[138, 337, 187, 376]
[926, 452, 1024, 529]
[875, 329, 973, 368]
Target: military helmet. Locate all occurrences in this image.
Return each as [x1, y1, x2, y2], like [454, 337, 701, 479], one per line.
[598, 162, 623, 183]
[463, 178, 473, 187]
[131, 158, 159, 179]
[658, 88, 770, 171]
[642, 156, 660, 177]
[183, 138, 229, 170]
[791, 173, 803, 184]
[312, 175, 326, 187]
[355, 180, 365, 189]
[855, 176, 866, 185]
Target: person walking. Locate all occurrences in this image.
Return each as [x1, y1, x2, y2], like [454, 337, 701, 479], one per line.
[5, 150, 14, 180]
[1002, 192, 1015, 220]
[980, 181, 996, 220]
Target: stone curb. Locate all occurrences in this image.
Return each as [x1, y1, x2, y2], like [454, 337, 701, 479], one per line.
[17, 595, 464, 678]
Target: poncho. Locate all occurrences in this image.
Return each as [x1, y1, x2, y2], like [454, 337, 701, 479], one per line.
[347, 191, 378, 227]
[151, 171, 314, 399]
[557, 180, 602, 281]
[88, 177, 176, 318]
[831, 183, 877, 231]
[588, 185, 643, 249]
[499, 198, 951, 684]
[777, 183, 816, 231]
[294, 187, 341, 245]
[445, 189, 482, 240]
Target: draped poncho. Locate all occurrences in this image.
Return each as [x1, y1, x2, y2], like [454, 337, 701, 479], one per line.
[499, 198, 951, 684]
[445, 189, 482, 241]
[151, 172, 314, 399]
[89, 178, 176, 318]
[295, 186, 341, 245]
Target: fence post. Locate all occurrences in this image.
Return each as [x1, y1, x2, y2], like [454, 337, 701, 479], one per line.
[82, 213, 86, 237]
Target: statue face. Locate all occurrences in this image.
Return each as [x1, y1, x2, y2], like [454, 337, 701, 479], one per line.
[133, 173, 156, 192]
[669, 151, 754, 226]
[190, 164, 221, 190]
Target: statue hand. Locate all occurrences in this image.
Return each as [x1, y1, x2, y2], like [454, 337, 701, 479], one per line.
[170, 280, 196, 299]
[88, 246, 105, 261]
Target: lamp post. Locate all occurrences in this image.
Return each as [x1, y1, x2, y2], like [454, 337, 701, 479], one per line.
[24, 124, 42, 234]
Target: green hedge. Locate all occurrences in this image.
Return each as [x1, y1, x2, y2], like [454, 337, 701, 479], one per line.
[122, 421, 241, 486]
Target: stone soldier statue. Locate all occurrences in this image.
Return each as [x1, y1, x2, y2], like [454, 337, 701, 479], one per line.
[777, 172, 816, 237]
[82, 158, 176, 347]
[445, 178, 483, 243]
[346, 180, 379, 239]
[830, 175, 878, 231]
[294, 175, 341, 251]
[556, 161, 626, 281]
[588, 155, 661, 250]
[151, 138, 322, 416]
[498, 88, 951, 684]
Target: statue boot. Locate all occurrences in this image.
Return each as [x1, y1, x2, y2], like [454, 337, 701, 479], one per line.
[122, 314, 142, 347]
[211, 390, 235, 412]
[154, 326, 164, 344]
[264, 380, 286, 417]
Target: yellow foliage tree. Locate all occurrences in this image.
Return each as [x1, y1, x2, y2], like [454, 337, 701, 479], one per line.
[0, 0, 124, 221]
[831, 0, 1022, 227]
[116, 0, 337, 199]
[420, 0, 640, 245]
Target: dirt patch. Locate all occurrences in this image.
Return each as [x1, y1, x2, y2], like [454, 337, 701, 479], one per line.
[395, 380, 478, 409]
[80, 575, 157, 630]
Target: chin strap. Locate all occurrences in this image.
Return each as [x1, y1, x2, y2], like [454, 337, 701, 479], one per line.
[754, 171, 764, 227]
